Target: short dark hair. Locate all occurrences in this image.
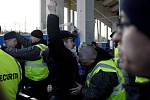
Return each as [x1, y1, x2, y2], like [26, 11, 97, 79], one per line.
[91, 41, 97, 46]
[63, 37, 73, 42]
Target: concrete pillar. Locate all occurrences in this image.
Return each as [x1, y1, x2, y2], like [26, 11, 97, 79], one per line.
[112, 21, 118, 33]
[67, 0, 72, 31]
[40, 0, 64, 30]
[72, 11, 74, 26]
[56, 0, 64, 25]
[99, 21, 101, 41]
[106, 26, 108, 41]
[77, 0, 94, 44]
[67, 9, 71, 31]
[40, 0, 46, 30]
[46, 0, 64, 25]
[96, 20, 99, 41]
[0, 26, 1, 34]
[119, 0, 121, 16]
[97, 20, 100, 42]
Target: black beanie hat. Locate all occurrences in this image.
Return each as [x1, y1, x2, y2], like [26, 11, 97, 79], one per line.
[60, 30, 75, 39]
[121, 0, 150, 37]
[4, 31, 17, 40]
[31, 30, 43, 39]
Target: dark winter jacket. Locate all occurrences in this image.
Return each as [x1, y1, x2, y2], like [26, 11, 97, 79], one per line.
[81, 51, 119, 100]
[125, 81, 150, 100]
[3, 34, 41, 61]
[32, 39, 47, 46]
[3, 46, 41, 61]
[47, 14, 80, 98]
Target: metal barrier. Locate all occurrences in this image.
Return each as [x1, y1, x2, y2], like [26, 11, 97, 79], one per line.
[19, 92, 38, 100]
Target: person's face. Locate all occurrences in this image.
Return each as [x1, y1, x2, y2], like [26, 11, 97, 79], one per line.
[112, 26, 123, 44]
[113, 11, 150, 77]
[5, 38, 17, 48]
[31, 36, 40, 43]
[64, 38, 74, 49]
[91, 44, 96, 49]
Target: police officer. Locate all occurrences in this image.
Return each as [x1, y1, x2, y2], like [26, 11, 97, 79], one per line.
[24, 30, 49, 100]
[112, 0, 150, 99]
[112, 23, 136, 85]
[70, 46, 126, 100]
[0, 48, 22, 100]
[4, 31, 19, 48]
[3, 30, 49, 100]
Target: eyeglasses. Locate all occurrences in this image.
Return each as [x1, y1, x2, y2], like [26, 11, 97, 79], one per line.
[119, 22, 132, 28]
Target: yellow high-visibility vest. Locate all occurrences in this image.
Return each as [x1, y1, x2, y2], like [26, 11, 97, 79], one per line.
[86, 59, 126, 100]
[114, 47, 119, 65]
[135, 76, 150, 83]
[0, 49, 22, 100]
[25, 44, 49, 81]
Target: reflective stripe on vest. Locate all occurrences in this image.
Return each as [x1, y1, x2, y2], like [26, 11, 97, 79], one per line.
[0, 49, 22, 100]
[86, 59, 126, 100]
[86, 63, 116, 83]
[25, 62, 47, 67]
[114, 48, 119, 59]
[114, 48, 119, 66]
[36, 44, 48, 55]
[25, 44, 49, 81]
[135, 76, 150, 83]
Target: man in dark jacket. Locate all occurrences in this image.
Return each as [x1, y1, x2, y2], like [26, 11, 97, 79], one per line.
[70, 46, 125, 100]
[3, 31, 41, 61]
[47, 14, 80, 100]
[111, 24, 136, 85]
[4, 31, 19, 48]
[3, 29, 48, 61]
[71, 46, 125, 100]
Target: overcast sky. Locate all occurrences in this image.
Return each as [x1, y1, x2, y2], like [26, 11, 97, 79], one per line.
[0, 0, 111, 40]
[0, 0, 40, 32]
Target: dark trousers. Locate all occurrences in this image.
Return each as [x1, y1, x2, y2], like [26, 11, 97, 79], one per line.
[24, 77, 49, 100]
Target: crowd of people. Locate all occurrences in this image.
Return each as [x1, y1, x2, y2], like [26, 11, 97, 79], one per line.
[0, 0, 150, 100]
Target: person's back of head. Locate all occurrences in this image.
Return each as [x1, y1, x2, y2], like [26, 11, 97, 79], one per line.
[79, 46, 97, 67]
[96, 47, 112, 61]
